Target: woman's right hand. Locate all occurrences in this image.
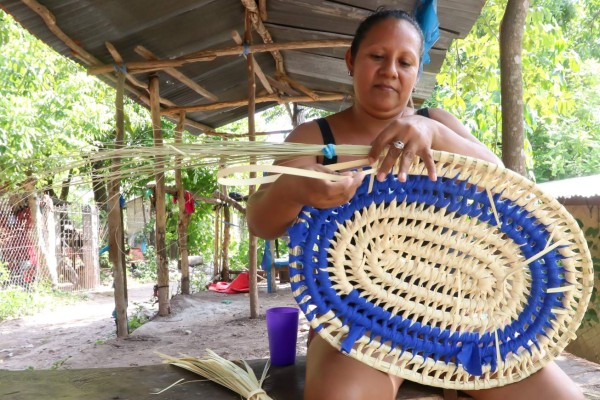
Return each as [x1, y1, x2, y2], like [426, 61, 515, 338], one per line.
[275, 164, 366, 210]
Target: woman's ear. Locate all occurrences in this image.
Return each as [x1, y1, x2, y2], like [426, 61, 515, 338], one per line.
[344, 49, 353, 77]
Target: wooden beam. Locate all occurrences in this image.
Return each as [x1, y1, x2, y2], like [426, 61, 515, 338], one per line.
[21, 0, 97, 65]
[105, 42, 218, 130]
[161, 93, 347, 115]
[88, 39, 351, 75]
[175, 113, 190, 295]
[258, 0, 268, 21]
[134, 45, 218, 102]
[212, 190, 247, 215]
[20, 0, 156, 113]
[105, 42, 146, 90]
[279, 75, 319, 100]
[149, 75, 171, 317]
[241, 0, 285, 75]
[109, 71, 128, 337]
[231, 31, 274, 94]
[147, 186, 246, 215]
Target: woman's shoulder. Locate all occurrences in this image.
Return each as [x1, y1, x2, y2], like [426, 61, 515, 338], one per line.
[285, 118, 328, 145]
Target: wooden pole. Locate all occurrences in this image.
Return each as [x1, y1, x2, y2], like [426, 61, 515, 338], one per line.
[161, 93, 347, 115]
[109, 71, 128, 337]
[87, 40, 351, 75]
[221, 205, 230, 282]
[213, 206, 220, 277]
[231, 31, 274, 95]
[149, 75, 170, 316]
[246, 10, 259, 319]
[175, 113, 190, 295]
[269, 239, 277, 293]
[134, 45, 218, 102]
[240, 0, 286, 76]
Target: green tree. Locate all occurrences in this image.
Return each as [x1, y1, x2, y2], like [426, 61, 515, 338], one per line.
[0, 10, 151, 197]
[429, 0, 599, 182]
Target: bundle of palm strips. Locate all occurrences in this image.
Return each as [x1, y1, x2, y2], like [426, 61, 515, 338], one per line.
[158, 350, 273, 400]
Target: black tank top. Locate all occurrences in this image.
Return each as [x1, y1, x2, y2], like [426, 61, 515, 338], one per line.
[315, 108, 430, 165]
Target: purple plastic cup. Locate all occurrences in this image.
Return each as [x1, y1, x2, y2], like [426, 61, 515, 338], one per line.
[266, 307, 299, 366]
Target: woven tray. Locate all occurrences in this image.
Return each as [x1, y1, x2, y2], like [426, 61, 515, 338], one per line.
[287, 151, 593, 390]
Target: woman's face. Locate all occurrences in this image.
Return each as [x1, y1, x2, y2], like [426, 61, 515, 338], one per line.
[346, 18, 421, 119]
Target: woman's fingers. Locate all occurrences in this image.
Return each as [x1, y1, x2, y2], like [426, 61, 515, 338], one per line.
[301, 168, 365, 208]
[396, 147, 415, 182]
[369, 117, 438, 183]
[421, 150, 437, 181]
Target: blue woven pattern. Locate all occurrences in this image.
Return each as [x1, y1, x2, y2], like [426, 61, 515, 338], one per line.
[288, 173, 568, 377]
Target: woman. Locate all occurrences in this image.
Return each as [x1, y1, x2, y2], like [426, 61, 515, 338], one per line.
[247, 9, 584, 400]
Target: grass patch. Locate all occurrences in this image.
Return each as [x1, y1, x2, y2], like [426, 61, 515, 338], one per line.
[0, 281, 90, 321]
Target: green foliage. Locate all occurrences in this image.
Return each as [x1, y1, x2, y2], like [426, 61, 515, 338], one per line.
[429, 0, 600, 182]
[0, 285, 37, 320]
[127, 302, 150, 332]
[0, 10, 152, 195]
[0, 281, 87, 321]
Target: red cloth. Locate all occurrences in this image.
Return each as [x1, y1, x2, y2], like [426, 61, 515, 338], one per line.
[172, 190, 195, 214]
[208, 272, 250, 294]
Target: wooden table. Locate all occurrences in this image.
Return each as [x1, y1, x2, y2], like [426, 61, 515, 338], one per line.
[1, 356, 598, 400]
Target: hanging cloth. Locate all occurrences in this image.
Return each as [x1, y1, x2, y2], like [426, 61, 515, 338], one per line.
[414, 0, 440, 75]
[173, 190, 196, 214]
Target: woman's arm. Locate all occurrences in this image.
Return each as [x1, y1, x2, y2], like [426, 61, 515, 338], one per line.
[427, 107, 502, 164]
[246, 122, 364, 240]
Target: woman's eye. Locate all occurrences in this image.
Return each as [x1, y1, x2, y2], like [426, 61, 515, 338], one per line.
[370, 54, 384, 60]
[399, 60, 412, 67]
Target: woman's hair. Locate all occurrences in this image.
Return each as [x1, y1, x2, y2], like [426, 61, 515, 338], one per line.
[349, 9, 424, 62]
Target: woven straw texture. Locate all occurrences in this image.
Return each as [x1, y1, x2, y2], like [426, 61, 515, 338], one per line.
[287, 151, 594, 390]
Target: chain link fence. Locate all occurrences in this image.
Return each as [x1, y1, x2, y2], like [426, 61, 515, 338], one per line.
[0, 194, 100, 292]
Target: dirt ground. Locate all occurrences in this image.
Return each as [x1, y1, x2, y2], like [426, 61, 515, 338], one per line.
[0, 280, 308, 371]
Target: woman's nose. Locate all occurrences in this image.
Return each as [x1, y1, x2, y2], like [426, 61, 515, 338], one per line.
[379, 59, 398, 78]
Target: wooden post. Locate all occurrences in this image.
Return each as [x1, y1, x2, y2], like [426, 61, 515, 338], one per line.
[213, 206, 220, 277]
[175, 113, 190, 294]
[149, 75, 170, 316]
[109, 71, 128, 337]
[81, 204, 99, 289]
[269, 239, 277, 293]
[246, 10, 259, 319]
[221, 205, 230, 282]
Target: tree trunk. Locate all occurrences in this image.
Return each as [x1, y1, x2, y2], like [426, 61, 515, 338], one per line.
[149, 75, 170, 316]
[500, 0, 529, 176]
[59, 169, 73, 201]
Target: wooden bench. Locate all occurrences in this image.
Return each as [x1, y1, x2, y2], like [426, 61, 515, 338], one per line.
[1, 355, 598, 399]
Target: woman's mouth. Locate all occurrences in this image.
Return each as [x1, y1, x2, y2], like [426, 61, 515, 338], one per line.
[374, 84, 397, 92]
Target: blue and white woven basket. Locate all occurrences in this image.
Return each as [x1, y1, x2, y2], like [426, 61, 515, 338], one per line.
[287, 151, 593, 390]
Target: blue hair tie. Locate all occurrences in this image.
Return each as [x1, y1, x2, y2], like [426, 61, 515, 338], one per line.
[322, 143, 336, 160]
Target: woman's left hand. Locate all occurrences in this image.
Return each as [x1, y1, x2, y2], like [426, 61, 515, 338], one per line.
[367, 116, 438, 183]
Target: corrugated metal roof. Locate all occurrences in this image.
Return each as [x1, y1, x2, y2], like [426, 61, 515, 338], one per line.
[0, 0, 486, 133]
[538, 174, 600, 200]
